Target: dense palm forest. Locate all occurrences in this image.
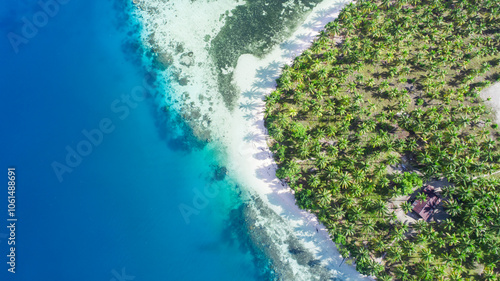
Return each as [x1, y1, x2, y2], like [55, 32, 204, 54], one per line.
[264, 0, 500, 279]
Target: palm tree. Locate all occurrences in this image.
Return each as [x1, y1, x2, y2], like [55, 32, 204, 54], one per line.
[362, 218, 376, 234]
[337, 138, 349, 150]
[344, 223, 356, 237]
[393, 229, 406, 242]
[416, 262, 434, 280]
[386, 154, 400, 166]
[419, 248, 434, 263]
[331, 206, 345, 220]
[441, 218, 455, 232]
[416, 192, 427, 203]
[373, 199, 388, 216]
[337, 171, 353, 189]
[326, 21, 341, 35]
[395, 264, 410, 280]
[308, 174, 321, 188]
[317, 188, 332, 207]
[446, 233, 459, 247]
[377, 274, 393, 281]
[401, 201, 413, 214]
[444, 199, 461, 217]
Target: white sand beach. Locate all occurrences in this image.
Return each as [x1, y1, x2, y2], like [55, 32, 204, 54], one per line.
[226, 1, 372, 279]
[134, 0, 372, 278]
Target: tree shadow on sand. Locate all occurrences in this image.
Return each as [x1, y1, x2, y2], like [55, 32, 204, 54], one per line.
[253, 150, 274, 160]
[279, 2, 348, 59]
[241, 89, 263, 100]
[281, 39, 305, 58]
[243, 112, 257, 121]
[247, 62, 282, 101]
[243, 131, 266, 143]
[253, 61, 282, 88]
[239, 101, 260, 112]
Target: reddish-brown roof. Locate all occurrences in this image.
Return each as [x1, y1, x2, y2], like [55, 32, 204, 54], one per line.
[412, 186, 441, 221]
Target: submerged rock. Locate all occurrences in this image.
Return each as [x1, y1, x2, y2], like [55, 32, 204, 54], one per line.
[179, 52, 195, 67]
[242, 195, 335, 281]
[178, 77, 189, 86]
[155, 51, 173, 69]
[214, 166, 227, 181]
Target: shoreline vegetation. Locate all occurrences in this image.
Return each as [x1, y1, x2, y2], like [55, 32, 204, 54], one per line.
[264, 0, 500, 279]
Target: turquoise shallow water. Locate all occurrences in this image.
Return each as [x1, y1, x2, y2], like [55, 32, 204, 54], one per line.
[0, 1, 269, 280]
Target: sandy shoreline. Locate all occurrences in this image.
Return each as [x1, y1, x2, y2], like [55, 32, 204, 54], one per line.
[135, 0, 372, 278]
[227, 0, 372, 279]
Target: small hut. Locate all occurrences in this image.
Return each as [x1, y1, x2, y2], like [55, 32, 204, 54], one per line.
[412, 185, 441, 221]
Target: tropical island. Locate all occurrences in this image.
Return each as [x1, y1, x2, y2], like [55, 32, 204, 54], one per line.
[264, 0, 500, 279]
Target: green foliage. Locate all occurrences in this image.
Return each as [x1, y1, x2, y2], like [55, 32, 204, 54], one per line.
[395, 172, 423, 196]
[265, 0, 500, 279]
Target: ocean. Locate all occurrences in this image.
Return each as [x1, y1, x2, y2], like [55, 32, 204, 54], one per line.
[0, 1, 269, 280]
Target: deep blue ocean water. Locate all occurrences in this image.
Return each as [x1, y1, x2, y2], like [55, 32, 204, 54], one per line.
[0, 1, 266, 280]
